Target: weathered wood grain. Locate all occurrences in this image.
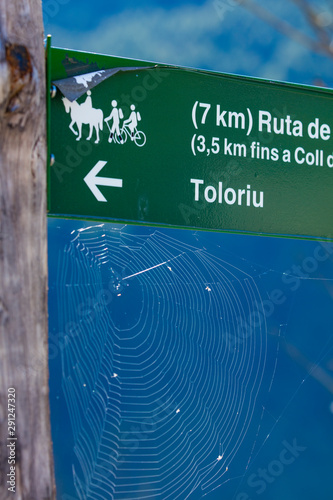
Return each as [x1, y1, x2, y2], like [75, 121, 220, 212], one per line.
[0, 0, 55, 498]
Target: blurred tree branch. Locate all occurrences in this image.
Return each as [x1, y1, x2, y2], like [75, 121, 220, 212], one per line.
[237, 0, 333, 57]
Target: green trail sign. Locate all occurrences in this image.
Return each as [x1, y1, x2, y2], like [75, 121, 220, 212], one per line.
[48, 46, 333, 239]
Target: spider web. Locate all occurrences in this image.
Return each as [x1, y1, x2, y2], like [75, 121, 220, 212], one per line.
[49, 220, 333, 500]
[51, 222, 274, 500]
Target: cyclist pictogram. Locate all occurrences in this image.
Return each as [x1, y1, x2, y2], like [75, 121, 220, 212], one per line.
[105, 102, 146, 147]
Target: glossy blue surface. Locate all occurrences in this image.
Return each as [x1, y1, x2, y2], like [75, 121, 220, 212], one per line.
[49, 218, 333, 499]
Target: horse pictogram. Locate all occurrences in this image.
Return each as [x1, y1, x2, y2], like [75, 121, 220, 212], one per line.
[62, 91, 104, 144]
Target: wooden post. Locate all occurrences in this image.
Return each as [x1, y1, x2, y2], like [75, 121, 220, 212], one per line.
[0, 0, 55, 498]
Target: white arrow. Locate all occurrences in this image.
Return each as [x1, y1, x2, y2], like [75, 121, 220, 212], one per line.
[84, 160, 123, 202]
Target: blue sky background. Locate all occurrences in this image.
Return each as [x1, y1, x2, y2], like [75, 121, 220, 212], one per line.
[43, 0, 333, 87]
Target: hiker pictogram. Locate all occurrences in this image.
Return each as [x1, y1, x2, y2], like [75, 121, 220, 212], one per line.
[105, 100, 124, 144]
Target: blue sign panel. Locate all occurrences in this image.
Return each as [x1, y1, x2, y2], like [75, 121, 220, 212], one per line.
[49, 219, 333, 500]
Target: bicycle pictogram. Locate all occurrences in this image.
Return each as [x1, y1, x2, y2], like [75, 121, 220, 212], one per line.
[119, 124, 146, 147]
[105, 103, 146, 147]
